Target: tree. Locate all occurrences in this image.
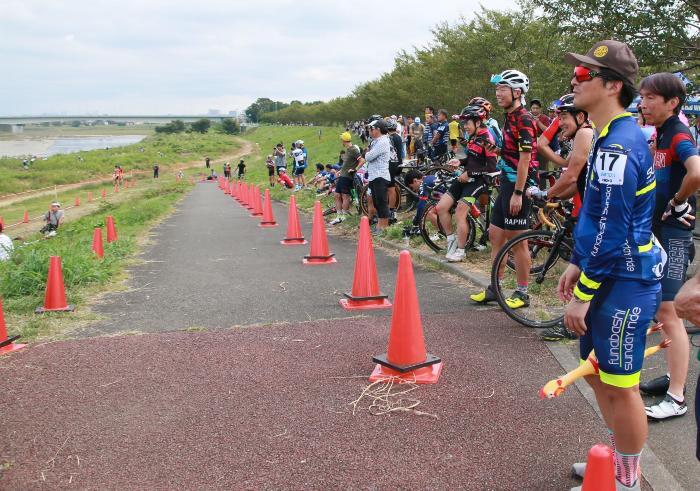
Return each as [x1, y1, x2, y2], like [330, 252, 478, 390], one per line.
[154, 119, 186, 134]
[190, 119, 211, 134]
[533, 0, 700, 72]
[244, 98, 289, 122]
[218, 118, 240, 135]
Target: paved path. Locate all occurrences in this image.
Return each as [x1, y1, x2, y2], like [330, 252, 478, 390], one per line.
[0, 182, 686, 489]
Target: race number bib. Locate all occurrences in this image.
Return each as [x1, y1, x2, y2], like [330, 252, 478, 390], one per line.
[595, 148, 628, 185]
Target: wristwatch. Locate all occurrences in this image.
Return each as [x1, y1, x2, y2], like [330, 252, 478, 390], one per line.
[514, 189, 523, 196]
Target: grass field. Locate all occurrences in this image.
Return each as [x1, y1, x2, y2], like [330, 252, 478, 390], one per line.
[0, 131, 240, 195]
[0, 177, 193, 341]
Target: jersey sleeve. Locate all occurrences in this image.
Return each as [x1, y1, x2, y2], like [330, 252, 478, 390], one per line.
[573, 146, 645, 301]
[517, 114, 535, 152]
[542, 118, 560, 142]
[670, 133, 699, 162]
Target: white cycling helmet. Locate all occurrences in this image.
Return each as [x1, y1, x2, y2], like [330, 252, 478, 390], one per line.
[491, 69, 530, 104]
[296, 140, 304, 146]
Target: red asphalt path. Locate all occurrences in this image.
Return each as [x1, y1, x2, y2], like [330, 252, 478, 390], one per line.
[1, 312, 616, 490]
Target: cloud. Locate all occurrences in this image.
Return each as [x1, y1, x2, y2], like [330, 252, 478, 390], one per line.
[0, 0, 518, 115]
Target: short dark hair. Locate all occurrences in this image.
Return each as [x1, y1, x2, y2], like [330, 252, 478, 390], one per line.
[316, 163, 324, 171]
[599, 68, 637, 109]
[438, 109, 448, 118]
[325, 164, 332, 170]
[639, 72, 687, 115]
[530, 99, 542, 108]
[404, 169, 424, 186]
[425, 106, 434, 113]
[0, 222, 3, 233]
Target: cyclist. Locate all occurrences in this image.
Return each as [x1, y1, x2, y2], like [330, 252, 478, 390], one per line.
[637, 72, 700, 421]
[436, 105, 497, 262]
[404, 168, 439, 234]
[423, 113, 435, 159]
[529, 93, 594, 340]
[469, 69, 537, 308]
[559, 40, 664, 491]
[430, 109, 451, 160]
[467, 97, 502, 148]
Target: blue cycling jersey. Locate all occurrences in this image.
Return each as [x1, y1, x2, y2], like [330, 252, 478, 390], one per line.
[413, 175, 437, 225]
[571, 112, 665, 301]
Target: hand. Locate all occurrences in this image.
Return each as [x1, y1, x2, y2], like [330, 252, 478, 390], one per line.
[661, 198, 695, 226]
[674, 274, 700, 325]
[526, 185, 546, 200]
[564, 299, 590, 336]
[458, 172, 469, 183]
[509, 193, 522, 215]
[557, 263, 580, 303]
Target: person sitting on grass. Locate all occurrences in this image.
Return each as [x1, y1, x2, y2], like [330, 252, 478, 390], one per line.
[40, 202, 64, 236]
[308, 163, 328, 190]
[277, 168, 294, 189]
[0, 222, 14, 261]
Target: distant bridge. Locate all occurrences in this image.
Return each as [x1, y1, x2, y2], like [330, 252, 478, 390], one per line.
[0, 115, 249, 125]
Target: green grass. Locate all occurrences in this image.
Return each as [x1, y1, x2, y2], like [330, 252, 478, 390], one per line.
[0, 180, 192, 341]
[0, 131, 239, 195]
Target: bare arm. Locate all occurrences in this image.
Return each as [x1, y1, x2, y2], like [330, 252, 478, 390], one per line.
[676, 155, 700, 202]
[547, 127, 593, 198]
[537, 134, 567, 168]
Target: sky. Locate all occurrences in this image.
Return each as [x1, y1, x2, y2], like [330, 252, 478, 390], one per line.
[0, 0, 517, 116]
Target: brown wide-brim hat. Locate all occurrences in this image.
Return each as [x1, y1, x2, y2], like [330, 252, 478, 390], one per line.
[565, 40, 639, 87]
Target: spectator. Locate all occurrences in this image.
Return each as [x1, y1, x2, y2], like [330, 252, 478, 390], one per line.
[153, 162, 159, 179]
[41, 202, 64, 235]
[430, 109, 451, 159]
[363, 118, 392, 235]
[0, 222, 13, 261]
[691, 117, 700, 151]
[331, 132, 361, 225]
[529, 99, 552, 135]
[411, 117, 425, 160]
[277, 168, 294, 189]
[265, 155, 276, 186]
[274, 143, 286, 175]
[405, 116, 414, 157]
[205, 156, 211, 169]
[237, 159, 246, 180]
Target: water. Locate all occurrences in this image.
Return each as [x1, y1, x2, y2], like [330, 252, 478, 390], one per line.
[0, 135, 147, 158]
[45, 135, 146, 156]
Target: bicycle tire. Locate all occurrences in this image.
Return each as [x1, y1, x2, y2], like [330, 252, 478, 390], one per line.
[491, 229, 571, 328]
[419, 202, 445, 253]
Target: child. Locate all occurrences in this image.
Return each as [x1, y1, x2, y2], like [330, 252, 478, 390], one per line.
[278, 168, 294, 189]
[237, 159, 246, 180]
[309, 163, 327, 190]
[266, 155, 276, 186]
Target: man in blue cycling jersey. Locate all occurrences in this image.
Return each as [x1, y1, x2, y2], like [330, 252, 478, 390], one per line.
[431, 109, 451, 158]
[637, 73, 700, 421]
[559, 41, 665, 491]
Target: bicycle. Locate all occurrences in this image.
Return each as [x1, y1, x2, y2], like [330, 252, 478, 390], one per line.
[490, 200, 575, 328]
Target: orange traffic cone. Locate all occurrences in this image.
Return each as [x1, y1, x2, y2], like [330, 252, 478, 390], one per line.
[281, 195, 307, 245]
[259, 189, 278, 228]
[232, 181, 239, 200]
[0, 298, 26, 354]
[88, 191, 93, 202]
[105, 216, 118, 243]
[23, 210, 29, 223]
[239, 183, 249, 206]
[0, 216, 4, 228]
[75, 196, 81, 207]
[340, 217, 391, 310]
[303, 201, 336, 265]
[35, 256, 75, 313]
[579, 444, 616, 491]
[224, 181, 230, 195]
[92, 227, 104, 258]
[245, 185, 256, 211]
[369, 250, 443, 383]
[250, 186, 264, 217]
[102, 189, 106, 199]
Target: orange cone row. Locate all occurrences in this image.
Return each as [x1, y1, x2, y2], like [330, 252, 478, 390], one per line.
[222, 179, 442, 384]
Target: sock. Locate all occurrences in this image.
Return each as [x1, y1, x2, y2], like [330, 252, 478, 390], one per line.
[447, 234, 455, 243]
[667, 390, 684, 404]
[614, 449, 641, 487]
[608, 428, 616, 452]
[516, 284, 528, 294]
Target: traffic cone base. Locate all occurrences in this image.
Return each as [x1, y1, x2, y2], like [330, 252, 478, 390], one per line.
[577, 444, 616, 491]
[35, 305, 75, 314]
[339, 294, 391, 311]
[280, 238, 307, 246]
[369, 360, 444, 384]
[0, 340, 27, 355]
[259, 222, 278, 228]
[302, 254, 337, 265]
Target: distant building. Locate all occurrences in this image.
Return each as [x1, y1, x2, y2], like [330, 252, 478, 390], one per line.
[207, 109, 221, 116]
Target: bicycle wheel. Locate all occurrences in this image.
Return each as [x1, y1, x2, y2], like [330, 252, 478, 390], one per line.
[359, 184, 371, 216]
[491, 229, 571, 328]
[419, 202, 446, 252]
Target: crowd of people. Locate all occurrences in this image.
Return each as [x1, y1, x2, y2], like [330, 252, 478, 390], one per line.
[265, 39, 700, 490]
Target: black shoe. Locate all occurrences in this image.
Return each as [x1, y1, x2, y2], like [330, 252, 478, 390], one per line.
[541, 324, 577, 341]
[469, 285, 497, 304]
[639, 374, 670, 396]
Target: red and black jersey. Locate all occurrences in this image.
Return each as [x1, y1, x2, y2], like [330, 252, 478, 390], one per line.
[500, 106, 538, 183]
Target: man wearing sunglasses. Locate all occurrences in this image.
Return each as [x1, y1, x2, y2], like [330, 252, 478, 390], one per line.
[558, 41, 665, 491]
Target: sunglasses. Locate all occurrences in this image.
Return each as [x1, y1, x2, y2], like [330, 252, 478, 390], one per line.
[573, 65, 600, 83]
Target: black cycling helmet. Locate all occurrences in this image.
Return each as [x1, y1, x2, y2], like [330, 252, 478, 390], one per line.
[557, 93, 588, 129]
[460, 105, 487, 122]
[385, 119, 398, 131]
[367, 114, 382, 124]
[468, 97, 493, 115]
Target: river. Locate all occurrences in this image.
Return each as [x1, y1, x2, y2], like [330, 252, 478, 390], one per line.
[0, 135, 147, 158]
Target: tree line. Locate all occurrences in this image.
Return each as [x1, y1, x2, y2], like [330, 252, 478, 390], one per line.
[155, 118, 241, 135]
[248, 1, 698, 125]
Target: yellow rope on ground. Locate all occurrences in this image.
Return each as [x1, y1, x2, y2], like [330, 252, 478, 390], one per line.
[349, 376, 438, 419]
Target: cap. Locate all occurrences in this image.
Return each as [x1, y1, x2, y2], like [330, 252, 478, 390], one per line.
[565, 40, 639, 86]
[368, 119, 387, 131]
[51, 201, 61, 207]
[340, 131, 352, 142]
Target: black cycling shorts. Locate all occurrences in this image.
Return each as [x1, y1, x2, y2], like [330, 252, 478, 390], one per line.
[369, 178, 390, 219]
[335, 176, 353, 195]
[447, 176, 486, 204]
[389, 162, 401, 183]
[491, 178, 531, 231]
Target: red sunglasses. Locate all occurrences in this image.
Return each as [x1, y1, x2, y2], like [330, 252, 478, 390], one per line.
[573, 65, 600, 83]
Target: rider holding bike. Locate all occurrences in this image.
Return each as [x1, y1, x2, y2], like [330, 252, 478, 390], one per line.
[436, 105, 497, 262]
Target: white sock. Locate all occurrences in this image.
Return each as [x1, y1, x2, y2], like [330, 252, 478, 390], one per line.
[667, 391, 684, 404]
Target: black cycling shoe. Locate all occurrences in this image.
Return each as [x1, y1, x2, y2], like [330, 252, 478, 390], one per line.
[639, 374, 670, 396]
[540, 324, 577, 341]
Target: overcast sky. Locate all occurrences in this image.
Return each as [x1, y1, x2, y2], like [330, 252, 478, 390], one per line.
[1, 0, 517, 116]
